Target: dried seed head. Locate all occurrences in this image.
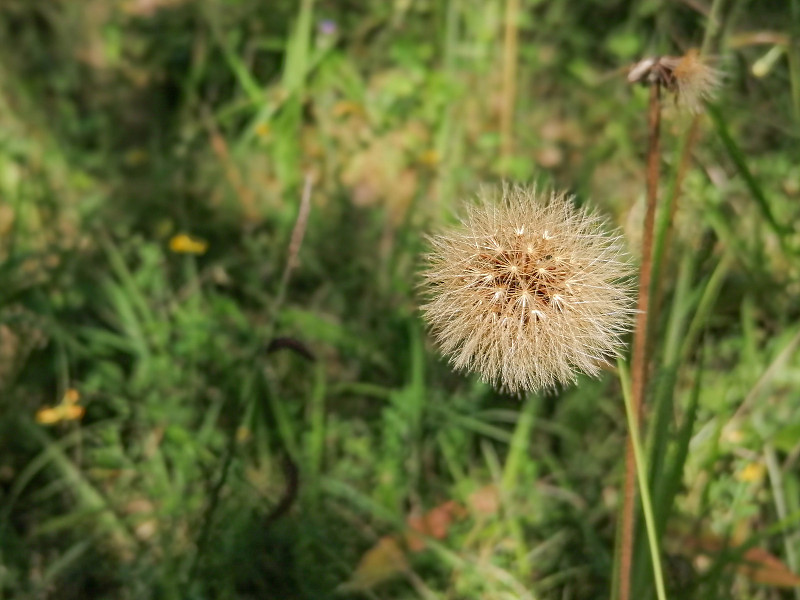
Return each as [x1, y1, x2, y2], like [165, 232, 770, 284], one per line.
[628, 49, 722, 114]
[662, 49, 722, 114]
[421, 186, 635, 394]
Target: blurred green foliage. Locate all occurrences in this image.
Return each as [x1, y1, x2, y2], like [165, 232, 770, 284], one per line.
[1, 0, 800, 599]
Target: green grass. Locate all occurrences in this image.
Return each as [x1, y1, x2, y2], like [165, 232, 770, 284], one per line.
[1, 1, 800, 599]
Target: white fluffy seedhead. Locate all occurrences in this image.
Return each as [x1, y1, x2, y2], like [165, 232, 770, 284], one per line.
[422, 186, 636, 394]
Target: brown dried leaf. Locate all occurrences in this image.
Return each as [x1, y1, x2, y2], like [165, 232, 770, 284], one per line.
[739, 547, 800, 588]
[405, 500, 466, 552]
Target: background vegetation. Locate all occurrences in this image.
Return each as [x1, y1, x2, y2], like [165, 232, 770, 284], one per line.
[1, 1, 799, 598]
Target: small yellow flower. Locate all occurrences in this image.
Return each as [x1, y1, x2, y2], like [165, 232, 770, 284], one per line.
[737, 462, 765, 483]
[723, 428, 744, 444]
[255, 122, 271, 138]
[36, 389, 85, 425]
[418, 149, 439, 167]
[169, 233, 208, 255]
[332, 100, 364, 118]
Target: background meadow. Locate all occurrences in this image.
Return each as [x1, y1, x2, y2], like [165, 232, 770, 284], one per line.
[1, 1, 799, 598]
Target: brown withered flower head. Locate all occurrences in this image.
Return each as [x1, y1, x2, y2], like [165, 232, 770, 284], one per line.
[421, 186, 635, 394]
[628, 49, 722, 114]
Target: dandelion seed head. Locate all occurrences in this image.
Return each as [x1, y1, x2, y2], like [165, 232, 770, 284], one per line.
[663, 49, 722, 114]
[421, 186, 636, 394]
[628, 49, 723, 115]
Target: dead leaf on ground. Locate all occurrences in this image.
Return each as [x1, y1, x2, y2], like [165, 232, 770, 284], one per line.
[336, 536, 408, 594]
[739, 546, 800, 587]
[339, 497, 472, 592]
[405, 500, 466, 552]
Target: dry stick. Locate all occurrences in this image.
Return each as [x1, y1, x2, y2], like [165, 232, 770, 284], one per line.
[274, 173, 313, 314]
[619, 81, 662, 600]
[500, 0, 519, 161]
[186, 176, 313, 586]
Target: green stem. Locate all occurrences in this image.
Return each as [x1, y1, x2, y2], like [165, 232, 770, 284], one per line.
[618, 360, 668, 600]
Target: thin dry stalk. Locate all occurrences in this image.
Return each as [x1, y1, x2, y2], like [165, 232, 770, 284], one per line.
[619, 82, 662, 600]
[188, 175, 313, 586]
[500, 0, 520, 160]
[275, 173, 313, 312]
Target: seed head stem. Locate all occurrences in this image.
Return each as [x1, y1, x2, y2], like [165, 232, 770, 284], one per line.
[619, 81, 661, 600]
[651, 117, 700, 331]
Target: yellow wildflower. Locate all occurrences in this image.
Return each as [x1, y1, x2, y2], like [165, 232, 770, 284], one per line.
[255, 122, 271, 138]
[332, 100, 364, 118]
[737, 462, 765, 483]
[36, 389, 85, 425]
[169, 233, 208, 255]
[418, 149, 439, 167]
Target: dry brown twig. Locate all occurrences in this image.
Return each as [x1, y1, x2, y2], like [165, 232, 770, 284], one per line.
[275, 173, 313, 313]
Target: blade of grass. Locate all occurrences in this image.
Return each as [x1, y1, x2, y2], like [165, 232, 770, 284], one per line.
[617, 360, 668, 600]
[707, 104, 788, 241]
[100, 234, 158, 334]
[501, 393, 537, 578]
[679, 252, 733, 364]
[645, 249, 697, 496]
[637, 253, 732, 580]
[8, 422, 136, 552]
[202, 7, 264, 104]
[259, 0, 314, 188]
[500, 395, 537, 492]
[789, 0, 800, 123]
[654, 344, 705, 535]
[434, 406, 514, 443]
[41, 540, 92, 587]
[723, 323, 800, 432]
[764, 443, 800, 600]
[436, 429, 467, 485]
[263, 369, 302, 461]
[282, 0, 314, 93]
